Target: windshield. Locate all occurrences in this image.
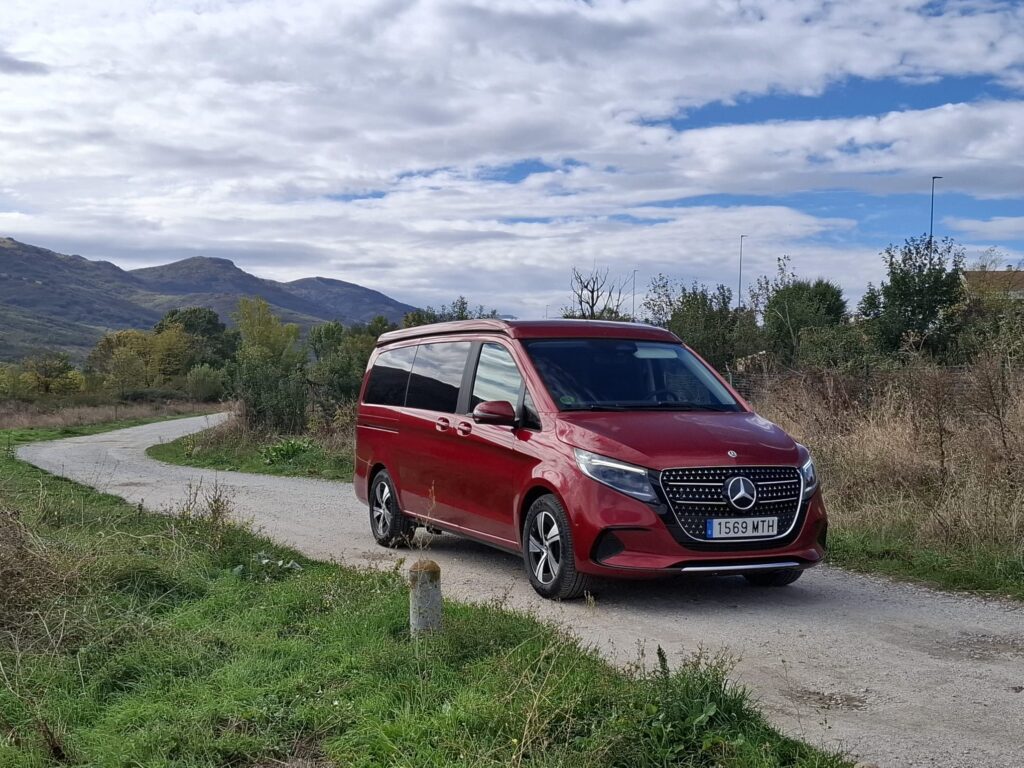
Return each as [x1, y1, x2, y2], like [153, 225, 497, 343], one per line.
[523, 339, 741, 412]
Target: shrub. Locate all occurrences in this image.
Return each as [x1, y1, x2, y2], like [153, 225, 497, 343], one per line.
[260, 437, 315, 465]
[185, 364, 226, 402]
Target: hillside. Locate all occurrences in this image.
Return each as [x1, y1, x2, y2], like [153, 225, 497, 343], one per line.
[0, 237, 416, 360]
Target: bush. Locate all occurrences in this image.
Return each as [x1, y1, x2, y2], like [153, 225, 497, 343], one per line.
[185, 364, 226, 402]
[260, 437, 315, 465]
[234, 352, 307, 433]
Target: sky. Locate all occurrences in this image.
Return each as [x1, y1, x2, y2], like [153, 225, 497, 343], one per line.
[1, 0, 1023, 318]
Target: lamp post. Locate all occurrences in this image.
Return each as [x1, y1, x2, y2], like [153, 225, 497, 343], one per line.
[737, 235, 747, 309]
[929, 176, 942, 257]
[631, 268, 638, 320]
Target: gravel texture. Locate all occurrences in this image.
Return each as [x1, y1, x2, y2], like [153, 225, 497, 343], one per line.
[17, 415, 1024, 767]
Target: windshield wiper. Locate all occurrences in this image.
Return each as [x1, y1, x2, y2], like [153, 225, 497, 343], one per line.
[563, 403, 629, 411]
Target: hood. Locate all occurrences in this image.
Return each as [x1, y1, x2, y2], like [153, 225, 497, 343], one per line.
[555, 410, 801, 470]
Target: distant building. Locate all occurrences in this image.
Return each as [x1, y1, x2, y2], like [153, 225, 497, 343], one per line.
[962, 270, 1024, 301]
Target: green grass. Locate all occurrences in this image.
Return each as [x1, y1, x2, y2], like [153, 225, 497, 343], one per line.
[828, 528, 1024, 600]
[1, 423, 848, 768]
[147, 426, 354, 481]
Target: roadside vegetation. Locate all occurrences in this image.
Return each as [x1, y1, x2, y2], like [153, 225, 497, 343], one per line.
[0, 421, 847, 767]
[6, 234, 1023, 599]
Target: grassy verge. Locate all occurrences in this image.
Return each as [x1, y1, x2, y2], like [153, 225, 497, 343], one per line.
[2, 423, 847, 767]
[148, 418, 354, 481]
[756, 378, 1024, 602]
[0, 399, 223, 431]
[827, 528, 1023, 599]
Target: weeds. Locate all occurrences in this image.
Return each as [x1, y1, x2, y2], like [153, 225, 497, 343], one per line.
[1, 422, 848, 767]
[755, 363, 1024, 597]
[149, 416, 355, 481]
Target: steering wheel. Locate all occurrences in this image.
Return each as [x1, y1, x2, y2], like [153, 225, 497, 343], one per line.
[649, 388, 679, 402]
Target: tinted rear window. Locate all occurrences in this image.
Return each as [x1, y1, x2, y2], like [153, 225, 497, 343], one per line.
[363, 346, 416, 406]
[405, 342, 471, 413]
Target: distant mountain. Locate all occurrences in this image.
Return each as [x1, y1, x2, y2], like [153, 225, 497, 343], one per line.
[0, 237, 416, 361]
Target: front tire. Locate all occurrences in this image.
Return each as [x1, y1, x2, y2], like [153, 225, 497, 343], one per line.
[369, 470, 415, 547]
[523, 494, 592, 600]
[744, 568, 803, 587]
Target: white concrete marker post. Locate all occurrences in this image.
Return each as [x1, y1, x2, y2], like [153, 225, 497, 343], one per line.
[409, 559, 442, 638]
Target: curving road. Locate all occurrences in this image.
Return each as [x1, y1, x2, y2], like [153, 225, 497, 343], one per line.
[18, 415, 1024, 768]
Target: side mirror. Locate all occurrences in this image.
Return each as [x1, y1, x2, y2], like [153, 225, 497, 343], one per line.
[472, 400, 518, 426]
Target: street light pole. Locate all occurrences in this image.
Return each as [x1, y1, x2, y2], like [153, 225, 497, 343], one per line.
[737, 235, 747, 309]
[631, 268, 638, 320]
[929, 175, 943, 257]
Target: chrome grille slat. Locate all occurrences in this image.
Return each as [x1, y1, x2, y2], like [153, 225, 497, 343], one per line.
[659, 465, 803, 543]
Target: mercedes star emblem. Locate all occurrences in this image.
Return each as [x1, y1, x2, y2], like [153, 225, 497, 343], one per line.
[725, 476, 757, 511]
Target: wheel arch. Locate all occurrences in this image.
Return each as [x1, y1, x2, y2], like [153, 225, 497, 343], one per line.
[517, 482, 563, 546]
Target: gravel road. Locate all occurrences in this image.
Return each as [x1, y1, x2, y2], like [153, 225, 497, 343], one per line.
[17, 415, 1024, 768]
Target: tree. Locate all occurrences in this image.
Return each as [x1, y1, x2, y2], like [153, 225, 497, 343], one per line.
[857, 235, 966, 358]
[86, 330, 153, 378]
[149, 323, 193, 384]
[233, 298, 306, 432]
[763, 279, 847, 365]
[308, 316, 397, 417]
[234, 297, 302, 363]
[154, 307, 236, 366]
[21, 352, 80, 395]
[562, 267, 629, 320]
[106, 347, 148, 398]
[641, 276, 762, 371]
[402, 297, 499, 328]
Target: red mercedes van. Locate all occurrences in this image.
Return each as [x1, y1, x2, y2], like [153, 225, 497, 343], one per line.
[354, 319, 826, 599]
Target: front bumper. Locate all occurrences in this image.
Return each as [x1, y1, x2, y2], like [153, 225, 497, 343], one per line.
[565, 473, 828, 578]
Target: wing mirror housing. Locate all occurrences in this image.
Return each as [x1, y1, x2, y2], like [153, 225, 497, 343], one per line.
[472, 400, 518, 426]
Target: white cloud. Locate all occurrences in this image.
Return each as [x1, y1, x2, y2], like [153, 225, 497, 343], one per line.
[947, 216, 1024, 240]
[0, 0, 1022, 315]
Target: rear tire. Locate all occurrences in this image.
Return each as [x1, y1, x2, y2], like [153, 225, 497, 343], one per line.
[368, 470, 416, 547]
[523, 494, 592, 600]
[744, 568, 803, 587]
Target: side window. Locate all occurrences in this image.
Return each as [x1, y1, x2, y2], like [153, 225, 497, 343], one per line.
[406, 342, 472, 413]
[363, 346, 416, 406]
[471, 343, 523, 408]
[522, 390, 541, 430]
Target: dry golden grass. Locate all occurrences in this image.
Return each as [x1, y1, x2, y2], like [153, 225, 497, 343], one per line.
[0, 400, 224, 430]
[754, 366, 1024, 563]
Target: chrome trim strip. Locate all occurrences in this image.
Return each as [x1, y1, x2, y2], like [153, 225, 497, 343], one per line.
[680, 561, 801, 573]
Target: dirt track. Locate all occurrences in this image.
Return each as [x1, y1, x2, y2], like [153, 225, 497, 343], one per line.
[17, 415, 1024, 768]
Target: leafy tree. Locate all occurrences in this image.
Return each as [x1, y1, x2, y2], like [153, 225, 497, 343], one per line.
[642, 276, 762, 371]
[233, 298, 307, 432]
[21, 352, 80, 395]
[763, 279, 847, 365]
[402, 297, 499, 328]
[234, 297, 302, 363]
[86, 330, 153, 378]
[308, 316, 397, 416]
[857, 235, 966, 358]
[149, 323, 193, 385]
[154, 307, 237, 366]
[308, 321, 347, 362]
[106, 347, 149, 398]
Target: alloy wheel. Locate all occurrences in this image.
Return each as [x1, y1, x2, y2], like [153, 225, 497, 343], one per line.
[527, 510, 562, 585]
[372, 480, 393, 538]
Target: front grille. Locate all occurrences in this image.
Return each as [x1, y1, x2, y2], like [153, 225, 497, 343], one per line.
[659, 466, 802, 543]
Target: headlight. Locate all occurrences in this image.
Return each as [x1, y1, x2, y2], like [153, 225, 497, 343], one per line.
[797, 448, 818, 500]
[574, 448, 657, 502]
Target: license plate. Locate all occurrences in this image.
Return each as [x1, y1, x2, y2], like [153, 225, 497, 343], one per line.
[706, 517, 778, 539]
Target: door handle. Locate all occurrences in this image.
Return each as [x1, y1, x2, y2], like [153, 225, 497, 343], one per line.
[456, 421, 472, 436]
[435, 417, 451, 432]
